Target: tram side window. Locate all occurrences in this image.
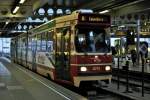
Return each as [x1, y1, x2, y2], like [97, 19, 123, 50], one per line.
[56, 33, 61, 52]
[37, 34, 41, 51]
[75, 34, 86, 51]
[63, 29, 70, 52]
[56, 28, 70, 53]
[47, 31, 54, 52]
[41, 33, 46, 51]
[22, 38, 26, 59]
[31, 36, 37, 51]
[46, 31, 55, 64]
[20, 38, 23, 52]
[75, 28, 110, 53]
[28, 37, 32, 51]
[18, 38, 21, 58]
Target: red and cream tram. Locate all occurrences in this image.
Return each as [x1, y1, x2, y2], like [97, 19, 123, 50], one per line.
[11, 11, 112, 87]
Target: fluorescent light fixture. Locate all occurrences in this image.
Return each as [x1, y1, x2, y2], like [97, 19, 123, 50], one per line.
[78, 9, 93, 13]
[73, 9, 93, 14]
[11, 30, 27, 33]
[13, 6, 20, 14]
[99, 10, 109, 14]
[19, 0, 26, 4]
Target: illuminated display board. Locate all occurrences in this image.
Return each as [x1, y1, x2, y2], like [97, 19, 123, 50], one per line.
[78, 13, 110, 24]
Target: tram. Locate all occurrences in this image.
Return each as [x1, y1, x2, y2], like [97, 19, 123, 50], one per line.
[11, 11, 112, 87]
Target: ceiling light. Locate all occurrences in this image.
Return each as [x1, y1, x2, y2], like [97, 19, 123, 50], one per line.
[76, 9, 93, 13]
[19, 0, 26, 4]
[99, 10, 109, 14]
[13, 6, 20, 14]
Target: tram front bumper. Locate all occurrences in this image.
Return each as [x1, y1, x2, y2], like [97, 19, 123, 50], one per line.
[73, 75, 112, 87]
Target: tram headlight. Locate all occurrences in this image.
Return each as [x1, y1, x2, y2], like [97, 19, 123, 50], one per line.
[80, 67, 87, 72]
[105, 66, 111, 71]
[146, 59, 150, 63]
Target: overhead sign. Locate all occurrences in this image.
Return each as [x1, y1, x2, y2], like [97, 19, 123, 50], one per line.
[78, 13, 110, 24]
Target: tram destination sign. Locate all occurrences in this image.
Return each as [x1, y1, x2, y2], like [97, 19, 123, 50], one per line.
[78, 13, 110, 24]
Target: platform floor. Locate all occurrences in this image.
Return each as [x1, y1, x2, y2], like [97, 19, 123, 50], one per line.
[113, 57, 150, 73]
[110, 57, 150, 100]
[0, 57, 86, 100]
[1, 57, 150, 100]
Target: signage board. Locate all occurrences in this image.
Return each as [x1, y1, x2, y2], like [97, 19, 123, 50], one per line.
[78, 13, 110, 24]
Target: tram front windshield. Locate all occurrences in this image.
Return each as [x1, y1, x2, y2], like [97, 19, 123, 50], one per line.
[75, 27, 110, 53]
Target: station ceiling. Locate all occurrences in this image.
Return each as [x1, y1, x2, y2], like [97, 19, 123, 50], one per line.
[0, 0, 150, 37]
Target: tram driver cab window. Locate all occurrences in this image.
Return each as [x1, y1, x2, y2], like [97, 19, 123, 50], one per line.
[78, 34, 86, 47]
[75, 28, 110, 53]
[94, 31, 109, 52]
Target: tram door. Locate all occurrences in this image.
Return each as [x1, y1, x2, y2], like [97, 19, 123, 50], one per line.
[55, 28, 71, 80]
[31, 36, 37, 72]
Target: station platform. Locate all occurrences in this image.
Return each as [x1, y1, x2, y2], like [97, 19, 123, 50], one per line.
[1, 57, 150, 100]
[113, 57, 150, 73]
[0, 57, 87, 100]
[110, 57, 150, 100]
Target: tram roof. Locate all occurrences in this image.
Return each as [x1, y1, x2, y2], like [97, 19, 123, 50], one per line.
[28, 12, 111, 35]
[28, 20, 55, 34]
[28, 12, 79, 34]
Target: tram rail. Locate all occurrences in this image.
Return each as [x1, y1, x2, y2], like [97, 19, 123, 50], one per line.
[86, 85, 136, 100]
